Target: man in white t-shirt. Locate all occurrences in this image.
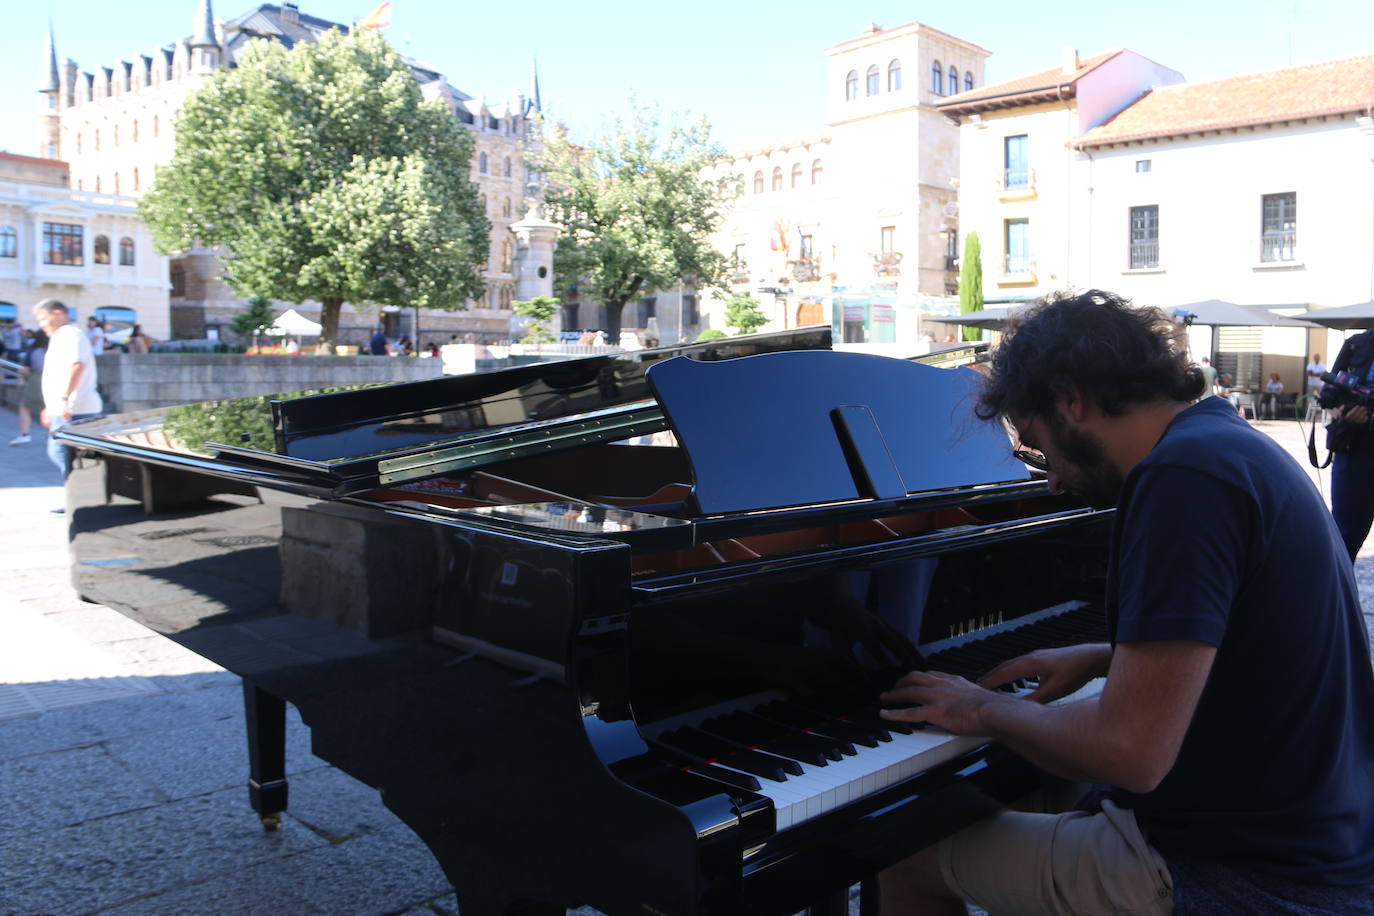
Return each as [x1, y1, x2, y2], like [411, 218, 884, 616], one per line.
[1307, 353, 1328, 393]
[33, 299, 102, 488]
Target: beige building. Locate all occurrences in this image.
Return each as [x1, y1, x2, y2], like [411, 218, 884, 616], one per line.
[936, 49, 1184, 303]
[701, 20, 989, 346]
[39, 1, 542, 347]
[0, 152, 170, 340]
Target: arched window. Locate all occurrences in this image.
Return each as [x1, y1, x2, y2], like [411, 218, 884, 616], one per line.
[888, 59, 902, 91]
[771, 167, 783, 191]
[113, 173, 120, 195]
[94, 235, 111, 264]
[501, 240, 513, 272]
[866, 65, 880, 96]
[94, 129, 101, 151]
[502, 198, 511, 218]
[948, 68, 959, 96]
[503, 156, 512, 178]
[931, 61, 943, 94]
[811, 159, 823, 184]
[965, 72, 974, 92]
[119, 237, 135, 266]
[153, 114, 159, 137]
[132, 120, 139, 142]
[95, 176, 101, 193]
[753, 171, 764, 194]
[478, 152, 488, 174]
[0, 226, 17, 258]
[133, 168, 140, 192]
[791, 162, 802, 188]
[845, 70, 859, 101]
[113, 125, 119, 146]
[76, 133, 83, 154]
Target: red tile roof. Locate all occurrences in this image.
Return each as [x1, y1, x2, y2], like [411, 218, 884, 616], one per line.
[1076, 55, 1374, 148]
[0, 151, 68, 168]
[936, 50, 1125, 114]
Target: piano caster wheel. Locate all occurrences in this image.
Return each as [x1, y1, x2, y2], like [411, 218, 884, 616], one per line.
[259, 813, 283, 832]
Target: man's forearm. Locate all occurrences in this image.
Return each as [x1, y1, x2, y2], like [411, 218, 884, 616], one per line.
[977, 695, 1120, 786]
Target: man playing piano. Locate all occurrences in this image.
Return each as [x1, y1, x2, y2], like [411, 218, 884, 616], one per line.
[879, 291, 1374, 914]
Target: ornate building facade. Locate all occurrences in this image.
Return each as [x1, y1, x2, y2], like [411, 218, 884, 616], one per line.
[0, 152, 170, 340]
[37, 1, 545, 347]
[700, 20, 989, 347]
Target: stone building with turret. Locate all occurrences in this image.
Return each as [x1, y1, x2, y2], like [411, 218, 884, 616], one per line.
[36, 1, 552, 348]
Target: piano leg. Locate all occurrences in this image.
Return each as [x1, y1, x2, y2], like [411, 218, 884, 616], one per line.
[858, 877, 879, 916]
[242, 680, 289, 831]
[805, 887, 851, 916]
[501, 901, 565, 916]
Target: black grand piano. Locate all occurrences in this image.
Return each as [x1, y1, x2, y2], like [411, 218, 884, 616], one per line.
[58, 329, 1112, 916]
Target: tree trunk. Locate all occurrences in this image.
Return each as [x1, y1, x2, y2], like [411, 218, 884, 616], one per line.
[605, 300, 627, 348]
[318, 296, 344, 355]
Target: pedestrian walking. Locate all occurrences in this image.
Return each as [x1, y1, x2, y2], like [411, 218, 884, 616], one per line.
[33, 300, 102, 496]
[9, 329, 47, 445]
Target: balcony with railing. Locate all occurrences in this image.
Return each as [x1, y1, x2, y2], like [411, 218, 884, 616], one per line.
[1260, 230, 1298, 264]
[999, 253, 1037, 286]
[873, 251, 902, 277]
[1129, 240, 1159, 270]
[789, 258, 821, 283]
[996, 167, 1036, 200]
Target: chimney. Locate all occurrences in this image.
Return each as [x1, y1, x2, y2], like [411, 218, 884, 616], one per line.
[1061, 48, 1080, 76]
[282, 2, 300, 24]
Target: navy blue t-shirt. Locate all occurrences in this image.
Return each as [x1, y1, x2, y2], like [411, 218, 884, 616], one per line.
[1103, 397, 1374, 887]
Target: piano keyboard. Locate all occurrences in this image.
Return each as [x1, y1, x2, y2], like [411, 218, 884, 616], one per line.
[643, 601, 1109, 832]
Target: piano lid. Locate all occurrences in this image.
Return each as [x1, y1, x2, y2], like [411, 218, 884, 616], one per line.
[60, 326, 832, 495]
[646, 349, 1029, 515]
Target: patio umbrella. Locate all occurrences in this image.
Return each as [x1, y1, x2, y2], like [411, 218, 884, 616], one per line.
[923, 306, 1023, 331]
[1292, 302, 1374, 331]
[1170, 300, 1315, 328]
[269, 308, 323, 336]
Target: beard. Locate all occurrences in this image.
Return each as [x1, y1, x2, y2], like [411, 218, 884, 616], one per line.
[1046, 419, 1124, 509]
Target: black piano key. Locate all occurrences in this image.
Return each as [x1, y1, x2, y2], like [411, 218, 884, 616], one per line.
[757, 701, 885, 748]
[702, 712, 854, 763]
[691, 761, 763, 792]
[658, 727, 802, 781]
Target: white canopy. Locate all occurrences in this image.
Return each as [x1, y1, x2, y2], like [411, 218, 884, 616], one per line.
[269, 308, 323, 336]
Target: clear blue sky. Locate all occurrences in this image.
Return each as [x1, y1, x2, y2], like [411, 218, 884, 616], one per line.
[3, 0, 1371, 159]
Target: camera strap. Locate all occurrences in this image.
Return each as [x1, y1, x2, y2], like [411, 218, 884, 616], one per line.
[1308, 421, 1333, 469]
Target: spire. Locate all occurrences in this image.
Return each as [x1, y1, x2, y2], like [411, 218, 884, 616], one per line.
[41, 21, 59, 93]
[190, 0, 216, 49]
[527, 57, 542, 115]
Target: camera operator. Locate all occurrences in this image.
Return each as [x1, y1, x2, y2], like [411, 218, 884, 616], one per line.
[1320, 328, 1374, 561]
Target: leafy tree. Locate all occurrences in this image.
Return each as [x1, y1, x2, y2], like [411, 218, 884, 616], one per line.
[723, 294, 768, 335]
[695, 328, 727, 342]
[229, 295, 277, 350]
[512, 295, 560, 344]
[535, 105, 735, 346]
[958, 232, 984, 343]
[141, 29, 489, 352]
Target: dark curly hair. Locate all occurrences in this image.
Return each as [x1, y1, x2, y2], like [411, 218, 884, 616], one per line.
[976, 289, 1204, 422]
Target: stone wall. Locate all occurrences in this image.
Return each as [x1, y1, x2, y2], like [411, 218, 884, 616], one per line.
[95, 353, 447, 413]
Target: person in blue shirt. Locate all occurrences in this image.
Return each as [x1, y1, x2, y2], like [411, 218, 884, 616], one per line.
[368, 326, 389, 356]
[1320, 328, 1374, 561]
[880, 290, 1374, 915]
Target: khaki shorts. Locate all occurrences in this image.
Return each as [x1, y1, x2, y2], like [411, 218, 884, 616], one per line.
[938, 786, 1174, 916]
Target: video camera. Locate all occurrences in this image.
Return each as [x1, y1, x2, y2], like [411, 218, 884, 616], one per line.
[1319, 371, 1374, 421]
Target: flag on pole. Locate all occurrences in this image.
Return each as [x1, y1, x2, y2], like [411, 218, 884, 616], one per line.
[356, 1, 392, 29]
[769, 217, 790, 253]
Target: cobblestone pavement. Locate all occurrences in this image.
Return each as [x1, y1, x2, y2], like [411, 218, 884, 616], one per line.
[1, 405, 1371, 915]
